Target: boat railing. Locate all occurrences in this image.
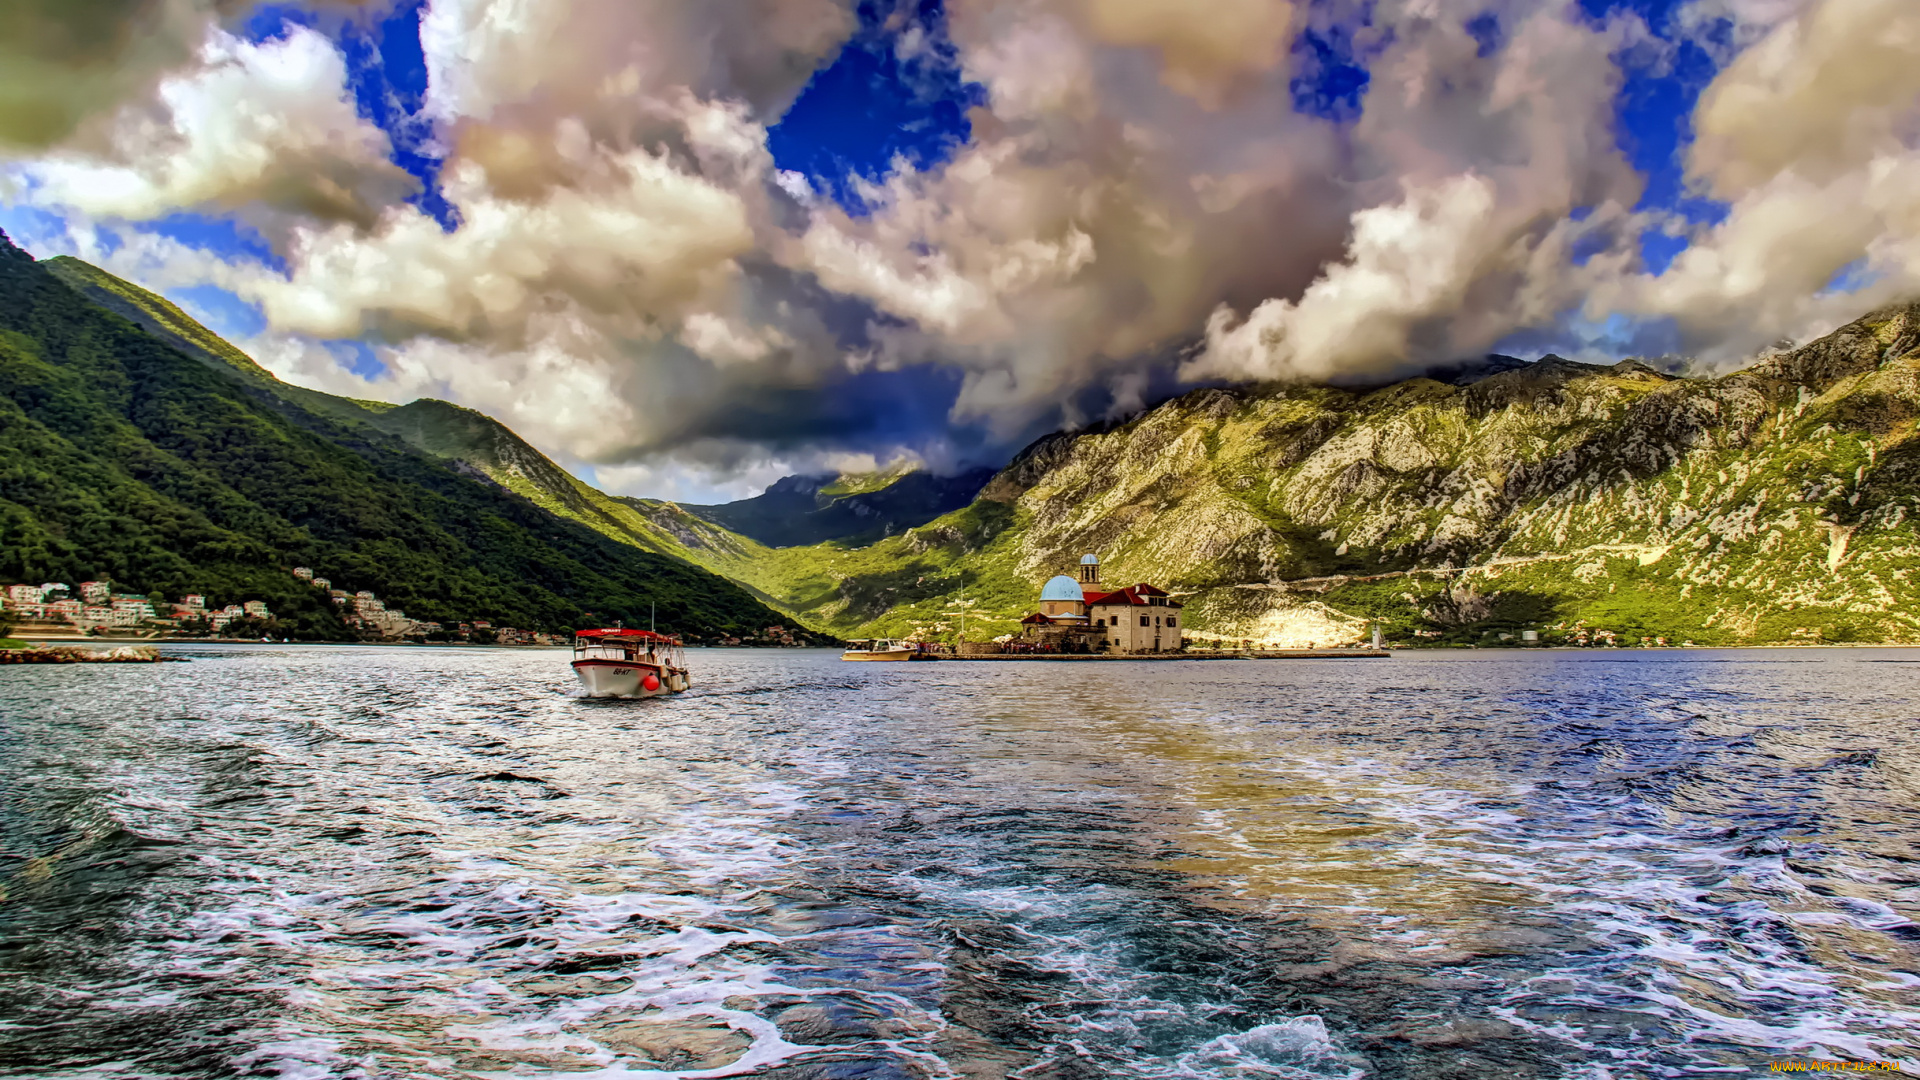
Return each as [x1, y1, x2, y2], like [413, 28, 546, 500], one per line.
[572, 640, 684, 668]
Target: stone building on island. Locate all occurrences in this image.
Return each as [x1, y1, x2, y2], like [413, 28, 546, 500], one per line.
[1018, 555, 1184, 654]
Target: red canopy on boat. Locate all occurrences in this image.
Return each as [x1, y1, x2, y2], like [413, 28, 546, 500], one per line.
[576, 628, 678, 641]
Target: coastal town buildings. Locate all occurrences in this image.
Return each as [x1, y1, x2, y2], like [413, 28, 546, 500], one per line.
[1018, 556, 1185, 654]
[2, 565, 546, 644]
[1, 579, 266, 633]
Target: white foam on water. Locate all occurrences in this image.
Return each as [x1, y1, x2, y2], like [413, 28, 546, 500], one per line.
[902, 858, 1369, 1077]
[136, 697, 970, 1080]
[1154, 1018, 1365, 1080]
[1149, 741, 1920, 1073]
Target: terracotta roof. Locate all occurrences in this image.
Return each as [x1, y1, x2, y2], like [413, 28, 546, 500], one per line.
[1084, 584, 1181, 608]
[1021, 612, 1055, 625]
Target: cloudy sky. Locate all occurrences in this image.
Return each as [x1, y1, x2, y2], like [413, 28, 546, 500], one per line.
[3, 0, 1916, 501]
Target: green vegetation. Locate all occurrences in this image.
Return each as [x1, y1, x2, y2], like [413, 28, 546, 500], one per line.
[0, 232, 786, 639]
[677, 467, 996, 548]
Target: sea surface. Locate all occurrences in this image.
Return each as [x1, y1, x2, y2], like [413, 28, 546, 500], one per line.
[1, 646, 1916, 1079]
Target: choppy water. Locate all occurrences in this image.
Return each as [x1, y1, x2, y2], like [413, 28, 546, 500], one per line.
[1, 646, 1917, 1079]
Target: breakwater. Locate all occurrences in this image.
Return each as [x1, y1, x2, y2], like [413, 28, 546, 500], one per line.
[0, 645, 167, 664]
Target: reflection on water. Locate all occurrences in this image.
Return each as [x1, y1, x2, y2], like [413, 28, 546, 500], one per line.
[1, 646, 1916, 1078]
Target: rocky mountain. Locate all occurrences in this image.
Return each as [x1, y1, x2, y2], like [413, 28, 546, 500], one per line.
[0, 235, 787, 639]
[647, 303, 1920, 647]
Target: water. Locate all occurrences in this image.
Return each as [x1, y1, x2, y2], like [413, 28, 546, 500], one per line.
[2, 647, 1916, 1079]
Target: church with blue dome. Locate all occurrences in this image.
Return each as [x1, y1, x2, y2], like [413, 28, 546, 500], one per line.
[1018, 555, 1184, 654]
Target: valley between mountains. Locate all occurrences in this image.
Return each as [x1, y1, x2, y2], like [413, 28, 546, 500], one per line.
[20, 237, 1920, 647]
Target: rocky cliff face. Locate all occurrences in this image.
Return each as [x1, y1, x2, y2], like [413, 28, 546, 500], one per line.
[770, 302, 1920, 646]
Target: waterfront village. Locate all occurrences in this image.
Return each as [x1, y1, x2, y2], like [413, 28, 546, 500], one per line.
[0, 567, 570, 644]
[2, 567, 811, 647]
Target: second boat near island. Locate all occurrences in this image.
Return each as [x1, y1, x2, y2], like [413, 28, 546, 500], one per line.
[840, 638, 942, 661]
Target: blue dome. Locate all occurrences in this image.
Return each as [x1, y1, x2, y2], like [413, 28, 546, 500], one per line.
[1040, 575, 1085, 602]
[1080, 554, 1100, 564]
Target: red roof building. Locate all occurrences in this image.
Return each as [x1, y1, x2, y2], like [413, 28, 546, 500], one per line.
[1020, 556, 1183, 654]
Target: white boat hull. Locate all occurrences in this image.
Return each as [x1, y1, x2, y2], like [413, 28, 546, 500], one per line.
[572, 660, 689, 698]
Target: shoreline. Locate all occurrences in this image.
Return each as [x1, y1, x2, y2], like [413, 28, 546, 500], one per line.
[946, 649, 1390, 661]
[0, 645, 168, 664]
[10, 634, 1917, 653]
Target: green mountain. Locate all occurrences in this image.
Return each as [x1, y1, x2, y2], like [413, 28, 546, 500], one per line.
[712, 304, 1920, 646]
[40, 252, 828, 621]
[680, 466, 996, 548]
[0, 233, 787, 640]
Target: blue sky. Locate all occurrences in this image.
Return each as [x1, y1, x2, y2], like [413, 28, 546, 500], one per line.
[102, 0, 1737, 344]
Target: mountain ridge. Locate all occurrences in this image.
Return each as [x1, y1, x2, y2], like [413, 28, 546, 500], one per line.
[647, 300, 1920, 647]
[28, 244, 1920, 647]
[681, 466, 997, 548]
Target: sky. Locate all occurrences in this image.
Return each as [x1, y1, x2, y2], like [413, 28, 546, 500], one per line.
[3, 0, 1918, 501]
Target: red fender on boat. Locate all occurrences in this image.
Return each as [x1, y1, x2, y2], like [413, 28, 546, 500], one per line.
[642, 673, 661, 692]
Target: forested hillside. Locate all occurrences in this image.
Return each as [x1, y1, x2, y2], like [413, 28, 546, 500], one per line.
[0, 232, 786, 639]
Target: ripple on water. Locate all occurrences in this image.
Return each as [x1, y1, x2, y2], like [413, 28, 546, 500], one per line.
[0, 645, 1915, 1078]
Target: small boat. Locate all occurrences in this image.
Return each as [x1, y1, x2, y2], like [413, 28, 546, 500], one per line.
[572, 629, 691, 698]
[840, 638, 937, 661]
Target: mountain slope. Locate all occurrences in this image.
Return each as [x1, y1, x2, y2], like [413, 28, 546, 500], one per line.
[43, 255, 740, 550]
[0, 233, 785, 638]
[640, 307, 1920, 646]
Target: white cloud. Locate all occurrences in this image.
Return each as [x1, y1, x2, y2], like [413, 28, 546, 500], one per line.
[1595, 0, 1920, 365]
[9, 0, 1920, 493]
[23, 26, 414, 226]
[1189, 0, 1644, 381]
